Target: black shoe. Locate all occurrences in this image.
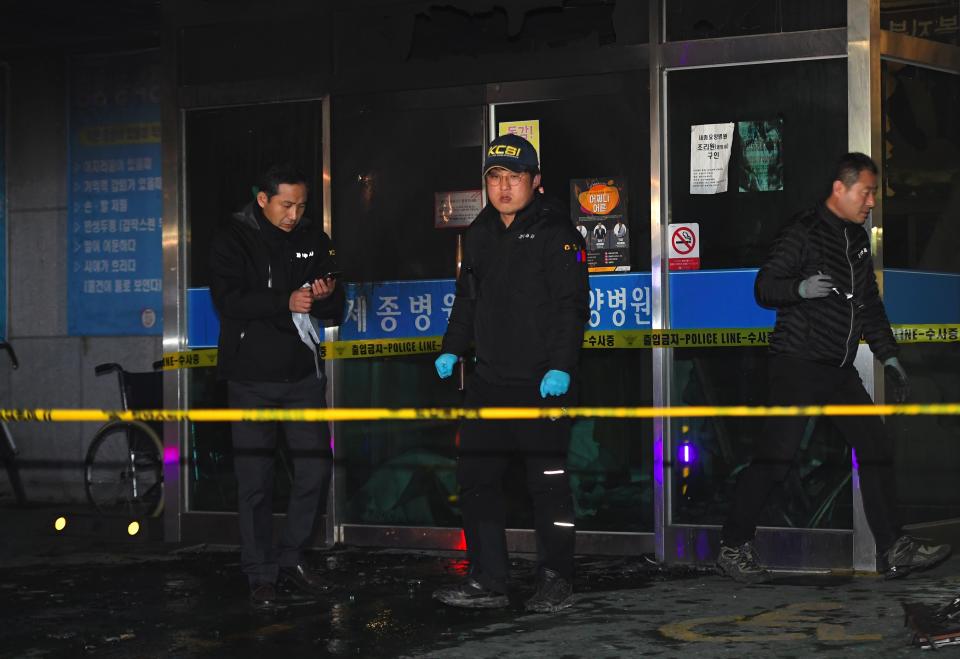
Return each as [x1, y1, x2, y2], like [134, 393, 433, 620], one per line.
[716, 541, 771, 584]
[250, 582, 277, 609]
[524, 568, 574, 613]
[279, 563, 330, 596]
[433, 578, 509, 609]
[880, 535, 952, 579]
[935, 596, 960, 623]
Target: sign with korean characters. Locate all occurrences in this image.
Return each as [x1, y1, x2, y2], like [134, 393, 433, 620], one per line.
[67, 50, 163, 335]
[339, 274, 653, 342]
[690, 122, 734, 194]
[570, 177, 630, 273]
[434, 189, 483, 229]
[341, 280, 456, 341]
[881, 5, 958, 44]
[498, 120, 541, 166]
[668, 223, 701, 271]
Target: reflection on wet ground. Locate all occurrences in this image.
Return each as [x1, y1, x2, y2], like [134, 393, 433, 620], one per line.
[0, 546, 706, 658]
[2, 508, 959, 658]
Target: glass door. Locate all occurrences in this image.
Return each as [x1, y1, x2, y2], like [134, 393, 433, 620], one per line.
[330, 87, 483, 549]
[179, 99, 326, 543]
[661, 57, 857, 569]
[880, 57, 960, 544]
[489, 70, 654, 553]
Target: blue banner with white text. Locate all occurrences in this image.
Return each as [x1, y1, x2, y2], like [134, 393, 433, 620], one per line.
[185, 270, 960, 350]
[67, 50, 163, 335]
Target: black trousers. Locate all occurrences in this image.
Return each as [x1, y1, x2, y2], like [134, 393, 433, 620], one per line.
[457, 376, 576, 594]
[722, 355, 898, 552]
[229, 374, 332, 587]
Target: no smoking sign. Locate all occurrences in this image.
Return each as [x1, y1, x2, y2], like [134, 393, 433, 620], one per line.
[668, 223, 700, 271]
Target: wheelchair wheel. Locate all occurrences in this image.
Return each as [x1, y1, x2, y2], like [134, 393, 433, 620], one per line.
[84, 420, 164, 518]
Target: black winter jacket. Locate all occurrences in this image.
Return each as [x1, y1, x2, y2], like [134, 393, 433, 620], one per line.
[441, 194, 590, 385]
[755, 203, 898, 368]
[209, 202, 344, 382]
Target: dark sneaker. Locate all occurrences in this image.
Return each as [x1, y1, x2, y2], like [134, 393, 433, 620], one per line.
[935, 596, 960, 623]
[880, 535, 952, 579]
[524, 568, 574, 613]
[280, 563, 330, 596]
[433, 578, 509, 609]
[716, 541, 771, 584]
[250, 582, 278, 609]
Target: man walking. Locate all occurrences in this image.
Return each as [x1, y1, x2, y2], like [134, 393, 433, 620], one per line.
[432, 134, 589, 612]
[717, 152, 950, 583]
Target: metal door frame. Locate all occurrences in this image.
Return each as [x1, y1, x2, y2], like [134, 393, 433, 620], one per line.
[162, 90, 331, 545]
[651, 0, 960, 571]
[334, 73, 656, 556]
[874, 13, 960, 554]
[163, 1, 960, 566]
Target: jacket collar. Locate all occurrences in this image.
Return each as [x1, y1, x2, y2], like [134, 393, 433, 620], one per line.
[817, 201, 850, 232]
[232, 201, 313, 234]
[483, 193, 542, 233]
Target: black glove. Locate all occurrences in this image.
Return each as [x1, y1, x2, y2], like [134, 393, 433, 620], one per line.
[883, 357, 910, 404]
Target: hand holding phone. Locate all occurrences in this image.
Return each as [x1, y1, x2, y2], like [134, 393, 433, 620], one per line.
[311, 274, 337, 300]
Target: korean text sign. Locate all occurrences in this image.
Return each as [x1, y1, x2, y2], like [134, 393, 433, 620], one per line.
[340, 274, 653, 341]
[690, 122, 734, 195]
[67, 50, 163, 335]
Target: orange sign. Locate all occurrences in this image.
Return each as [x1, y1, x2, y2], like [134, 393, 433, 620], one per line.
[577, 182, 621, 215]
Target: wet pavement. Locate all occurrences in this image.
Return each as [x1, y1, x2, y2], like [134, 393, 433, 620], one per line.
[1, 506, 958, 658]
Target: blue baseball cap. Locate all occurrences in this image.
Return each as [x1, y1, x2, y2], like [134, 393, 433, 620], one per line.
[483, 133, 540, 176]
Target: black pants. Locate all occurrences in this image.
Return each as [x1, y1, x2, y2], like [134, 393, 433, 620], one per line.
[229, 374, 332, 587]
[722, 355, 898, 552]
[457, 376, 575, 594]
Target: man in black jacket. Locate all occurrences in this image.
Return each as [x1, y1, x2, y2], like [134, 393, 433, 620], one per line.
[717, 152, 950, 583]
[432, 134, 589, 613]
[209, 164, 344, 607]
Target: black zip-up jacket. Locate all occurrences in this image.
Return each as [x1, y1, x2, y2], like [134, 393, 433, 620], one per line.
[755, 202, 898, 368]
[209, 202, 344, 382]
[441, 194, 590, 385]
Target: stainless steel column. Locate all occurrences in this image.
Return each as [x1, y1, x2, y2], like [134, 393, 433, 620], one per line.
[649, 0, 668, 562]
[847, 0, 883, 573]
[160, 3, 185, 543]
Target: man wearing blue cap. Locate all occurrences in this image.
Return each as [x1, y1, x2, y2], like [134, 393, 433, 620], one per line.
[432, 134, 589, 612]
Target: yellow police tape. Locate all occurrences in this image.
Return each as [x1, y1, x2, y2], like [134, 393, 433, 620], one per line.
[2, 403, 960, 423]
[162, 324, 960, 369]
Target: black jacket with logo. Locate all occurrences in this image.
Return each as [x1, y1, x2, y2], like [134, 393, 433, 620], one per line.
[209, 202, 344, 382]
[755, 203, 898, 367]
[441, 194, 590, 386]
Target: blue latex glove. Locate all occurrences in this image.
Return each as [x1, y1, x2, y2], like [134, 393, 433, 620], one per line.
[883, 357, 910, 403]
[435, 353, 458, 379]
[540, 369, 571, 398]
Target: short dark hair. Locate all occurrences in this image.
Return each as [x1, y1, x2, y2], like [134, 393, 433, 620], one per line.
[833, 152, 878, 188]
[257, 164, 309, 199]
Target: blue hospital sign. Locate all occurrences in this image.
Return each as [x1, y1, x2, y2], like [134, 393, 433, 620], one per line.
[340, 274, 654, 341]
[341, 280, 457, 340]
[67, 50, 163, 335]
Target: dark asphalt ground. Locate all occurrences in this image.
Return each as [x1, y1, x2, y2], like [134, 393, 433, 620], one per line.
[1, 505, 958, 658]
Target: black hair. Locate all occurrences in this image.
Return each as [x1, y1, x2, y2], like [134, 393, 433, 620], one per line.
[257, 163, 309, 199]
[833, 152, 878, 188]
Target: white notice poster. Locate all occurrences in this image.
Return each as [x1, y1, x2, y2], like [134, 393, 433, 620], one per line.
[690, 122, 735, 195]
